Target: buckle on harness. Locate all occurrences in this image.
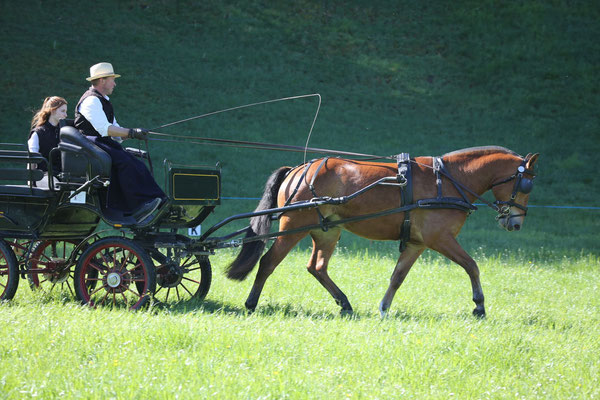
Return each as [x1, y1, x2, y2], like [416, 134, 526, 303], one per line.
[396, 153, 410, 187]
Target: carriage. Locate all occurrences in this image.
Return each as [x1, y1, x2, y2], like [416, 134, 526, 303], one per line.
[1, 121, 538, 316]
[0, 124, 220, 308]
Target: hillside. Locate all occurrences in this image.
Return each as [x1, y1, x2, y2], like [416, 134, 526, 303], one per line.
[1, 0, 598, 253]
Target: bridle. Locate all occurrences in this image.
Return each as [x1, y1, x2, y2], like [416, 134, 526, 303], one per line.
[424, 156, 536, 222]
[490, 159, 536, 220]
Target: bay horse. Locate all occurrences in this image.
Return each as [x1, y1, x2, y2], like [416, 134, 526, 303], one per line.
[226, 146, 539, 317]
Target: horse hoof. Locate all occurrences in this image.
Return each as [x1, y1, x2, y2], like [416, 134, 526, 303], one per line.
[340, 308, 353, 317]
[472, 307, 486, 319]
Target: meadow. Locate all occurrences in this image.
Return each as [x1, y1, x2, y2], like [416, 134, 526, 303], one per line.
[1, 0, 599, 398]
[1, 249, 599, 399]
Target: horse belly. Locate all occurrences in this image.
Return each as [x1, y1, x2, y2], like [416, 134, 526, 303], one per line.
[339, 213, 404, 241]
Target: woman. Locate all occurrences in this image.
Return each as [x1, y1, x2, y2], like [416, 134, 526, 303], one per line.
[28, 96, 67, 186]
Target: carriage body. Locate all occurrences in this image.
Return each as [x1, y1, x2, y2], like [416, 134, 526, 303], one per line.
[0, 129, 220, 306]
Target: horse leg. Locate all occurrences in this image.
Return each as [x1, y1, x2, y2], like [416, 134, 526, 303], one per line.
[306, 228, 353, 314]
[379, 244, 425, 317]
[430, 235, 486, 317]
[244, 232, 307, 312]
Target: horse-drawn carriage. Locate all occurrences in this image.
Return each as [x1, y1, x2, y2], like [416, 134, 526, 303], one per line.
[1, 119, 539, 316]
[0, 124, 219, 309]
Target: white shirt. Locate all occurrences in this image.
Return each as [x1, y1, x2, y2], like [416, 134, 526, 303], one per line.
[28, 132, 40, 152]
[77, 95, 121, 139]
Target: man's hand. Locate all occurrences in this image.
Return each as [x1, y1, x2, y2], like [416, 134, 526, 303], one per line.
[128, 128, 149, 140]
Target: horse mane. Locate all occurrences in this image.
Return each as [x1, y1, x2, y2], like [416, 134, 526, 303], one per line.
[442, 146, 521, 158]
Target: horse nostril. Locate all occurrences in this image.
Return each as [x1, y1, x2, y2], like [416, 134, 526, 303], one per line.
[513, 224, 521, 231]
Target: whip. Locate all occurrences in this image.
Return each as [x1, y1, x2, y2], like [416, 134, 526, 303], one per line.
[149, 93, 392, 161]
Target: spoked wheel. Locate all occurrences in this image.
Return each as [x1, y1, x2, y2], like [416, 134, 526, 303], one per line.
[27, 240, 80, 296]
[74, 237, 156, 310]
[151, 249, 212, 304]
[7, 240, 33, 265]
[0, 239, 19, 300]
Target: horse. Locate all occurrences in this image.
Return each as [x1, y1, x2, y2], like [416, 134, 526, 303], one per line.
[226, 146, 539, 317]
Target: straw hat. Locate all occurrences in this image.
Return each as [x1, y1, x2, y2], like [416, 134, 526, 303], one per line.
[86, 62, 121, 81]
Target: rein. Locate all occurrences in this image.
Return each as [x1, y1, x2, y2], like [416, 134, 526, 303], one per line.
[148, 131, 393, 160]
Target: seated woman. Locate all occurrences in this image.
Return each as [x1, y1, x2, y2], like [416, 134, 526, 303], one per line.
[28, 96, 68, 187]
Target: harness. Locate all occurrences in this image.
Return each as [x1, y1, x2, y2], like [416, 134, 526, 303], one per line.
[283, 157, 331, 231]
[396, 153, 412, 252]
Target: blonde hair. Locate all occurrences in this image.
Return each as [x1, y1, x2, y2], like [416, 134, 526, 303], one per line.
[30, 96, 67, 129]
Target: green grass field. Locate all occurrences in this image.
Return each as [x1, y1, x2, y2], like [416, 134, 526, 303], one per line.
[1, 0, 599, 398]
[1, 250, 599, 399]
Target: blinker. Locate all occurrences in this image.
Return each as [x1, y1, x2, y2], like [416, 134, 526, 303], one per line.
[518, 177, 534, 194]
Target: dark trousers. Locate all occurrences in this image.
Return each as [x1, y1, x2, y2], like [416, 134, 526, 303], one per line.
[88, 136, 165, 212]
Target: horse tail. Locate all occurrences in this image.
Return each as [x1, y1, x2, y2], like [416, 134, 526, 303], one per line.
[226, 166, 292, 281]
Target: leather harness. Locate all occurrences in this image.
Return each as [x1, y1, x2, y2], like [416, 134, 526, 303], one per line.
[396, 153, 412, 252]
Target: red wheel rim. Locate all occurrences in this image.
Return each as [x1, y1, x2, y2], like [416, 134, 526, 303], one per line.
[0, 254, 10, 297]
[78, 242, 151, 309]
[28, 240, 78, 295]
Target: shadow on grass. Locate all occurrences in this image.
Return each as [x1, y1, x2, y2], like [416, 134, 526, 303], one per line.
[152, 298, 344, 320]
[150, 297, 484, 323]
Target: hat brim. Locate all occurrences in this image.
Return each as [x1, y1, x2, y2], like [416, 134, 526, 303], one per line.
[86, 73, 121, 82]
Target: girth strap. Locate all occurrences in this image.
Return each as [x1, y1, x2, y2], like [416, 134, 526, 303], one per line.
[396, 153, 412, 252]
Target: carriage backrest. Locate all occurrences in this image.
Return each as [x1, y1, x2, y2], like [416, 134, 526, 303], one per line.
[59, 126, 111, 182]
[0, 149, 44, 182]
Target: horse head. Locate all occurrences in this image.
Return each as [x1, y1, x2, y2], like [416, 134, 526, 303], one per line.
[492, 152, 539, 231]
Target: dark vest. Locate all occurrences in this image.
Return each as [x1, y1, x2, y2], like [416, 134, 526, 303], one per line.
[74, 87, 115, 137]
[29, 121, 61, 172]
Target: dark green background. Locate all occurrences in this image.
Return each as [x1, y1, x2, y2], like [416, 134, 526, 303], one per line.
[1, 1, 598, 257]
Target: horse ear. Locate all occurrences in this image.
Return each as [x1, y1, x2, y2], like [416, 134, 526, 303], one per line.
[526, 153, 539, 169]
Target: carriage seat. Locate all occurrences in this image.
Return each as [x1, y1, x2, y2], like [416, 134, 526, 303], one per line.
[59, 126, 111, 183]
[0, 149, 52, 197]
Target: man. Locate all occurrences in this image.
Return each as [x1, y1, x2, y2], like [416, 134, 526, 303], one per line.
[74, 62, 165, 222]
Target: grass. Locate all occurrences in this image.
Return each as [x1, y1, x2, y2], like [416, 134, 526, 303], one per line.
[1, 1, 599, 398]
[1, 250, 599, 399]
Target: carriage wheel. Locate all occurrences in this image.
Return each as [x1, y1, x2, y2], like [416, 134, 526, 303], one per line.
[0, 240, 19, 301]
[74, 237, 156, 310]
[27, 240, 80, 296]
[151, 251, 211, 304]
[7, 240, 33, 265]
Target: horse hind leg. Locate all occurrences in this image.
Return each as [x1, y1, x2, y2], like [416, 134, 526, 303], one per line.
[244, 231, 307, 312]
[306, 228, 353, 314]
[379, 243, 425, 317]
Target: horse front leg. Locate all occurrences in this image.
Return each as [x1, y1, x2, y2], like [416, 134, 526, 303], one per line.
[379, 243, 425, 317]
[430, 235, 486, 318]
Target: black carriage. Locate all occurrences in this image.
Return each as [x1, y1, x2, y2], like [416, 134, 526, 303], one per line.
[0, 125, 220, 309]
